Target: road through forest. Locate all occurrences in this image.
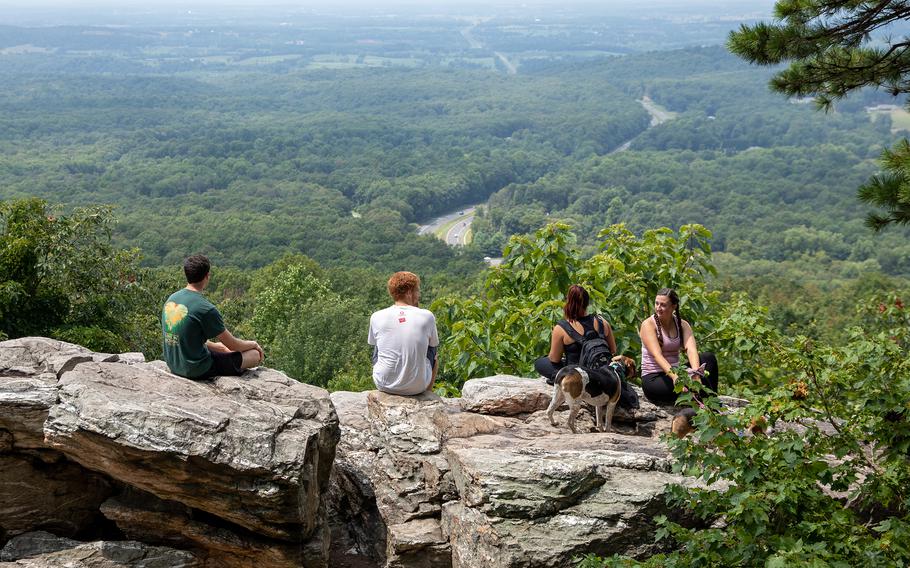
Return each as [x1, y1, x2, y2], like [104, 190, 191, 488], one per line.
[418, 98, 675, 245]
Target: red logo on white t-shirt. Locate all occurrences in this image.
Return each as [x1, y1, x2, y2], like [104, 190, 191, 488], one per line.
[398, 317, 406, 323]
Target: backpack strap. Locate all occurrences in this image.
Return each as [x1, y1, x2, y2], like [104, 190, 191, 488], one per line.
[557, 319, 585, 343]
[594, 315, 608, 338]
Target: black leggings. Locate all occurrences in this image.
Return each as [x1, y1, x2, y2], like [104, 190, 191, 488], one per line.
[641, 352, 718, 405]
[534, 356, 564, 384]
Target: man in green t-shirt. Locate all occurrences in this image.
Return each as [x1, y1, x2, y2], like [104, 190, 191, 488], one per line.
[161, 254, 264, 380]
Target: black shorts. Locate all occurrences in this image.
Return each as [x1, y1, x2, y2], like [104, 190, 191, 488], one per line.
[194, 350, 243, 380]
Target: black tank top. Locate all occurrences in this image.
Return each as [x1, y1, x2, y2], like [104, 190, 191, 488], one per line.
[559, 314, 601, 365]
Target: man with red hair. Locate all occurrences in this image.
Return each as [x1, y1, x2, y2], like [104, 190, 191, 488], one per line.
[368, 271, 439, 395]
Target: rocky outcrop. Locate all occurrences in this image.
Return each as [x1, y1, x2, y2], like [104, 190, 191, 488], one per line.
[329, 376, 701, 568]
[2, 337, 711, 567]
[0, 337, 339, 567]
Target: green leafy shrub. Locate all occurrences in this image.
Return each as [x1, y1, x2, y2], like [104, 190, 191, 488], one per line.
[0, 197, 146, 351]
[52, 325, 127, 353]
[579, 295, 910, 567]
[245, 258, 373, 387]
[432, 222, 774, 392]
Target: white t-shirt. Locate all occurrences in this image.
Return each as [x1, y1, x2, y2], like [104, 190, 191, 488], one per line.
[367, 304, 439, 395]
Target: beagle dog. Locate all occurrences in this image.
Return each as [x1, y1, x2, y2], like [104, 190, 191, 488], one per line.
[546, 355, 637, 433]
[670, 407, 697, 439]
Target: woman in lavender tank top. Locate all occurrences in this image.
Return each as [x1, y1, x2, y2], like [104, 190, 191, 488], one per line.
[638, 288, 718, 405]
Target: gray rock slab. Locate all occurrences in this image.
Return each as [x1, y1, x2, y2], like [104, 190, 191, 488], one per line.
[332, 391, 381, 452]
[0, 338, 95, 379]
[0, 338, 88, 449]
[460, 375, 552, 416]
[445, 434, 670, 520]
[0, 531, 197, 567]
[44, 361, 339, 541]
[367, 390, 449, 455]
[0, 373, 57, 450]
[443, 484, 682, 568]
[367, 390, 513, 454]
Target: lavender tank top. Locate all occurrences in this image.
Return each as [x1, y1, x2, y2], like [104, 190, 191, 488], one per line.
[640, 320, 681, 376]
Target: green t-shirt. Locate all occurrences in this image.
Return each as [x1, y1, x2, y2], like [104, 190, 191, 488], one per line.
[161, 288, 226, 379]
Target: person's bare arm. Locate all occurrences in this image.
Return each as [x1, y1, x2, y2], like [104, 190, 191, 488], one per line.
[206, 341, 231, 354]
[547, 325, 566, 363]
[639, 319, 676, 380]
[215, 329, 263, 362]
[601, 318, 617, 354]
[681, 321, 701, 377]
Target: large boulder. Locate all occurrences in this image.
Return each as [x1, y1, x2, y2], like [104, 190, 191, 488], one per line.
[442, 433, 688, 567]
[0, 338, 146, 450]
[331, 376, 693, 568]
[0, 338, 341, 568]
[44, 361, 338, 541]
[460, 375, 552, 416]
[0, 338, 92, 450]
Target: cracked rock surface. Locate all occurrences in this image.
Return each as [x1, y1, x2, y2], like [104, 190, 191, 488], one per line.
[0, 337, 339, 567]
[329, 375, 700, 568]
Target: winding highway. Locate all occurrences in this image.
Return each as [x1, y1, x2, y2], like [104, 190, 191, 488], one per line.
[418, 97, 676, 246]
[610, 96, 676, 154]
[418, 206, 477, 246]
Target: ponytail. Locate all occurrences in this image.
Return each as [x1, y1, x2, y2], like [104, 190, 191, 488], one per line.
[564, 285, 590, 321]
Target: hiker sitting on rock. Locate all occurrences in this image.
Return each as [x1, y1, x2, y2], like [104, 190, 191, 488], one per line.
[639, 287, 718, 405]
[535, 285, 639, 410]
[368, 271, 439, 395]
[534, 285, 617, 385]
[161, 254, 264, 380]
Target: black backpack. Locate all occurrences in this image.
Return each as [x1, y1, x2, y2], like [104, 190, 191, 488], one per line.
[558, 316, 613, 370]
[559, 317, 640, 410]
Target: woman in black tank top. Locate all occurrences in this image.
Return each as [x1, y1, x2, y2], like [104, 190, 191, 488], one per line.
[534, 285, 616, 385]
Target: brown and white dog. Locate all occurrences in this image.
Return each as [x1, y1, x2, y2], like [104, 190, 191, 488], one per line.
[671, 407, 769, 439]
[547, 355, 637, 433]
[670, 407, 698, 439]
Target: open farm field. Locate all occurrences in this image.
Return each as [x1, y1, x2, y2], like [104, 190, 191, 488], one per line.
[869, 106, 910, 132]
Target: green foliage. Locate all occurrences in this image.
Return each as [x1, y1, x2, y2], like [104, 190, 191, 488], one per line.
[858, 139, 910, 231]
[431, 227, 571, 383]
[727, 3, 910, 105]
[0, 197, 145, 351]
[728, 2, 910, 230]
[0, 64, 652, 275]
[433, 222, 773, 391]
[478, 144, 910, 274]
[245, 258, 372, 388]
[582, 295, 910, 567]
[713, 256, 905, 344]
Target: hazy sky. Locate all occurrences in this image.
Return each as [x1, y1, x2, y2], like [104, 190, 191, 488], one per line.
[0, 0, 775, 13]
[0, 0, 776, 28]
